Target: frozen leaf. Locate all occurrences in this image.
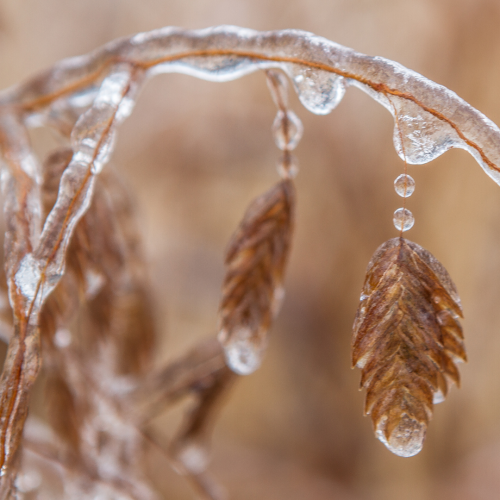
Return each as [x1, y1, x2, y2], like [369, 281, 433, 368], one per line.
[352, 237, 465, 457]
[218, 179, 295, 375]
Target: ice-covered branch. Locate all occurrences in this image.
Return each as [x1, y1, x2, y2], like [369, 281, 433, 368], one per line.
[2, 26, 500, 183]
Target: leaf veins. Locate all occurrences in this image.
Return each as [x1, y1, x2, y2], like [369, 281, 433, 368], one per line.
[218, 178, 295, 375]
[352, 237, 465, 457]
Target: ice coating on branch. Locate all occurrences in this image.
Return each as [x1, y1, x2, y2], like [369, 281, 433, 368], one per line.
[0, 26, 498, 183]
[36, 68, 132, 274]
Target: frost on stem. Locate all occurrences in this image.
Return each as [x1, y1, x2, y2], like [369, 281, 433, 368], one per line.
[0, 24, 497, 496]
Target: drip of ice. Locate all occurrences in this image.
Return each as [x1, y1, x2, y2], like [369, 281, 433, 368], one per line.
[284, 64, 346, 114]
[394, 174, 415, 197]
[272, 110, 303, 151]
[393, 208, 414, 232]
[220, 326, 263, 375]
[391, 100, 462, 165]
[433, 389, 446, 404]
[376, 415, 426, 457]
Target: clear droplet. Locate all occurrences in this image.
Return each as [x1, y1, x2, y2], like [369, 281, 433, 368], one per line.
[376, 415, 426, 457]
[393, 208, 414, 232]
[394, 174, 415, 197]
[285, 64, 346, 114]
[272, 110, 303, 150]
[220, 327, 263, 375]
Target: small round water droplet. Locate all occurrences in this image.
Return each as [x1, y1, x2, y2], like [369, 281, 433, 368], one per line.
[393, 208, 415, 232]
[272, 110, 303, 150]
[376, 415, 426, 457]
[394, 174, 415, 197]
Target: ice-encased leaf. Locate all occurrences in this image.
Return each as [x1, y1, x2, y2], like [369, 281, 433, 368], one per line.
[352, 237, 466, 457]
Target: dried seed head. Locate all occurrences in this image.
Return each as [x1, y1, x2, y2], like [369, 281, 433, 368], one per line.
[352, 237, 465, 457]
[218, 179, 295, 375]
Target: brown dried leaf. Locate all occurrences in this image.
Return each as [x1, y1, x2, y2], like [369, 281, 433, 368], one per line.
[352, 237, 465, 457]
[218, 179, 295, 375]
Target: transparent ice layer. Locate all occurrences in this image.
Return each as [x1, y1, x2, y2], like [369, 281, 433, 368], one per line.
[393, 208, 415, 232]
[394, 174, 415, 197]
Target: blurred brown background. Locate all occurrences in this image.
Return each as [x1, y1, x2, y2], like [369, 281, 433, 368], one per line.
[2, 0, 500, 499]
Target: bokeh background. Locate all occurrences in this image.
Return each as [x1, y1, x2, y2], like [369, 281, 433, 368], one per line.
[2, 0, 500, 499]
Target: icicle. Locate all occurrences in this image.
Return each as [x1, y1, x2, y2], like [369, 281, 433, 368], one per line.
[376, 416, 426, 458]
[284, 64, 346, 115]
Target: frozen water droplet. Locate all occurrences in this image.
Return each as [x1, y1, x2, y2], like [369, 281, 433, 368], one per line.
[393, 208, 414, 232]
[220, 327, 263, 375]
[376, 415, 426, 457]
[391, 99, 461, 165]
[272, 110, 303, 150]
[175, 441, 209, 474]
[394, 174, 415, 197]
[285, 64, 346, 115]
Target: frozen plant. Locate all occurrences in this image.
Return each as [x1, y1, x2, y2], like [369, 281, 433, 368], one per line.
[0, 25, 498, 499]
